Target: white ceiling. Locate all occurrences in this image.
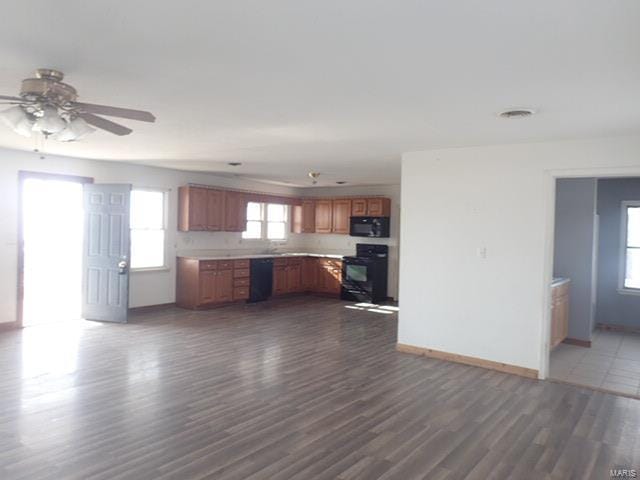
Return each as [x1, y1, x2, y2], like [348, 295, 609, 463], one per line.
[1, 1, 639, 187]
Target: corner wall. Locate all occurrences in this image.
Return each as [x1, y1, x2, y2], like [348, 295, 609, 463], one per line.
[553, 178, 598, 342]
[399, 135, 640, 373]
[596, 177, 640, 328]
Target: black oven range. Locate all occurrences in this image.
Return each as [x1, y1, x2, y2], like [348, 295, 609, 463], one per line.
[341, 244, 388, 303]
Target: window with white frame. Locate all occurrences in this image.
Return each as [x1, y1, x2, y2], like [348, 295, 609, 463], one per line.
[242, 202, 288, 240]
[130, 189, 166, 269]
[621, 201, 640, 290]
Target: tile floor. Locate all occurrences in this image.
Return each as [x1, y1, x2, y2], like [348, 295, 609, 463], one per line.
[549, 328, 640, 396]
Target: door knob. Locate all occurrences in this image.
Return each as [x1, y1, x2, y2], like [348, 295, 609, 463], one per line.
[118, 260, 128, 274]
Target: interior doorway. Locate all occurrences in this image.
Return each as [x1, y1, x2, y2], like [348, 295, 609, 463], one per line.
[547, 176, 640, 398]
[19, 173, 90, 327]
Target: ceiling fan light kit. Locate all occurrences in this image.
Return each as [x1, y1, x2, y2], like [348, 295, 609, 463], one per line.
[0, 68, 155, 142]
[0, 106, 35, 137]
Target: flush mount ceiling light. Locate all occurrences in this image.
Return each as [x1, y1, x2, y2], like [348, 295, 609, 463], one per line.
[0, 68, 155, 141]
[498, 108, 535, 119]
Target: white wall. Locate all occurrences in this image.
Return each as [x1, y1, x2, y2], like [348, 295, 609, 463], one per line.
[399, 135, 640, 375]
[300, 184, 401, 299]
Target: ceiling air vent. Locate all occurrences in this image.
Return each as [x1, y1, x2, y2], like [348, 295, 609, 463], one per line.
[499, 109, 535, 119]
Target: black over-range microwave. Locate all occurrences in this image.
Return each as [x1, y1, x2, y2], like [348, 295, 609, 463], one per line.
[349, 217, 390, 238]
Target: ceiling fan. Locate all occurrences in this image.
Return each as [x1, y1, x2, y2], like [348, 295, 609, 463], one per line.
[0, 68, 155, 141]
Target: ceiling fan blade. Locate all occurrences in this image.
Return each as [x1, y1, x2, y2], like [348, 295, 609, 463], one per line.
[0, 95, 26, 102]
[78, 113, 133, 136]
[71, 102, 155, 122]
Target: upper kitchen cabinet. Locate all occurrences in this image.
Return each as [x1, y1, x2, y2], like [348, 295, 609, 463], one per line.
[351, 198, 391, 217]
[224, 191, 247, 232]
[315, 200, 333, 233]
[179, 186, 207, 231]
[206, 189, 225, 230]
[178, 186, 225, 231]
[332, 199, 351, 234]
[292, 199, 315, 234]
[301, 200, 316, 233]
[367, 198, 391, 216]
[351, 199, 367, 216]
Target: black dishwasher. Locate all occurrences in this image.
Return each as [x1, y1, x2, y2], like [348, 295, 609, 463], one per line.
[249, 258, 273, 302]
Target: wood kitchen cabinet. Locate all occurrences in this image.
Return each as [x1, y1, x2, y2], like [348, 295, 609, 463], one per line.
[224, 191, 247, 232]
[315, 200, 333, 233]
[292, 200, 316, 234]
[273, 258, 303, 295]
[179, 186, 208, 231]
[550, 281, 570, 348]
[215, 266, 234, 302]
[301, 257, 318, 290]
[180, 183, 392, 236]
[199, 270, 217, 304]
[178, 186, 226, 232]
[177, 255, 343, 309]
[317, 258, 342, 295]
[273, 261, 288, 295]
[366, 198, 391, 216]
[287, 261, 302, 292]
[315, 199, 351, 234]
[177, 258, 250, 308]
[332, 199, 351, 234]
[351, 197, 391, 217]
[206, 189, 225, 231]
[351, 199, 368, 217]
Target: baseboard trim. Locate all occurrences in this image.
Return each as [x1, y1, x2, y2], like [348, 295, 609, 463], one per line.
[597, 323, 640, 334]
[129, 303, 176, 314]
[563, 337, 591, 348]
[0, 321, 20, 332]
[396, 343, 539, 379]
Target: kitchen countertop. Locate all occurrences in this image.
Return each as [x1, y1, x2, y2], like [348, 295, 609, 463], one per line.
[551, 277, 570, 287]
[178, 252, 346, 261]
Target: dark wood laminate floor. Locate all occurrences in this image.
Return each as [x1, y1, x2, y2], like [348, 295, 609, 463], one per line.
[0, 296, 639, 480]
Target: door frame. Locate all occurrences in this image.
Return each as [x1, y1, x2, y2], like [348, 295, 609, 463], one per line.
[17, 171, 93, 328]
[541, 166, 640, 379]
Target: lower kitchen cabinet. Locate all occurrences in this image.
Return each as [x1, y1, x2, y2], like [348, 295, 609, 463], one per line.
[273, 257, 342, 296]
[550, 281, 570, 348]
[177, 256, 343, 309]
[273, 258, 303, 295]
[317, 258, 342, 295]
[301, 257, 318, 290]
[273, 262, 288, 295]
[177, 258, 250, 309]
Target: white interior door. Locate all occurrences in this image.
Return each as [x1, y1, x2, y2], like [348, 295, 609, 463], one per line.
[82, 184, 131, 323]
